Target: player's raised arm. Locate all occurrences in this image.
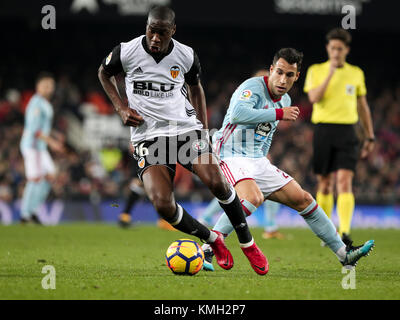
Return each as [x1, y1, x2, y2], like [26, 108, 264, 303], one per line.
[231, 50, 302, 125]
[305, 63, 336, 104]
[98, 45, 143, 127]
[230, 91, 282, 124]
[230, 86, 299, 124]
[185, 52, 208, 129]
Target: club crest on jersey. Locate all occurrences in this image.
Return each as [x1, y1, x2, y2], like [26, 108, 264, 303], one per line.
[105, 52, 112, 65]
[138, 157, 145, 169]
[170, 66, 180, 79]
[192, 139, 208, 152]
[239, 90, 252, 100]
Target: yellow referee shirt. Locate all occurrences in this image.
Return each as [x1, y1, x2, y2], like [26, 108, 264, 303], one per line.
[304, 61, 367, 124]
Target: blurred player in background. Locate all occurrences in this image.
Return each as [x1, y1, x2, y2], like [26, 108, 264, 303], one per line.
[19, 72, 64, 224]
[99, 6, 268, 274]
[261, 200, 283, 239]
[304, 28, 375, 245]
[202, 48, 374, 271]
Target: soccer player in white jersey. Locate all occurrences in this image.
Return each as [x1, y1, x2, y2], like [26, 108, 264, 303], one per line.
[20, 72, 64, 224]
[98, 6, 269, 274]
[202, 48, 374, 271]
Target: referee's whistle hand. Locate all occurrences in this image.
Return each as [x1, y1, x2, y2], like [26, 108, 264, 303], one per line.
[282, 106, 300, 121]
[119, 107, 144, 127]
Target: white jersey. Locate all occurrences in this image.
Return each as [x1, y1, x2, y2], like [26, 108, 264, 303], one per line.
[102, 35, 203, 145]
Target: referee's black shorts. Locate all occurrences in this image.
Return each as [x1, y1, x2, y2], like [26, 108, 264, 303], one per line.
[312, 123, 359, 175]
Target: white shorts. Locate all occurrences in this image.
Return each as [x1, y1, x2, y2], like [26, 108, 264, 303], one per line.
[21, 148, 56, 180]
[219, 157, 293, 197]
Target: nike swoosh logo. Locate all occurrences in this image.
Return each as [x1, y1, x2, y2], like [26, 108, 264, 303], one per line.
[253, 264, 266, 272]
[223, 254, 230, 267]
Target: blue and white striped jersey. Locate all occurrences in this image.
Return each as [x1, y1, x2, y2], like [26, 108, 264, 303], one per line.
[213, 76, 291, 159]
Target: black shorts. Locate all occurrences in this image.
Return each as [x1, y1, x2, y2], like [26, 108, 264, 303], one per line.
[132, 130, 213, 181]
[312, 124, 359, 175]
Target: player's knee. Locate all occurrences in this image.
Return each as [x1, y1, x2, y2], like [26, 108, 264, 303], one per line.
[149, 194, 176, 217]
[245, 193, 264, 208]
[293, 191, 314, 211]
[336, 175, 352, 193]
[317, 175, 334, 194]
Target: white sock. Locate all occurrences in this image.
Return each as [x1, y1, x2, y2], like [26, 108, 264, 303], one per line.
[239, 237, 254, 248]
[202, 243, 211, 251]
[335, 245, 347, 262]
[207, 230, 218, 243]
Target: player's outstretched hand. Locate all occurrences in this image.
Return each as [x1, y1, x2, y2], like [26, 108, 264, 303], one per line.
[281, 106, 300, 121]
[119, 107, 144, 127]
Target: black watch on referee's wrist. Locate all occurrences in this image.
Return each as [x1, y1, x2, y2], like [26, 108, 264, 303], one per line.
[366, 137, 375, 142]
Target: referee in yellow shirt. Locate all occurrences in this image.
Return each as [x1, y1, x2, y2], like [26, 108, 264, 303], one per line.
[304, 28, 375, 245]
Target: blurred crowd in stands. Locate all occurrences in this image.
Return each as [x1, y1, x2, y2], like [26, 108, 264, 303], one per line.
[1, 22, 399, 206]
[1, 71, 399, 205]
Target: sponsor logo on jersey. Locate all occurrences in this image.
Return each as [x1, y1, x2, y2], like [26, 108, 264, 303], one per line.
[192, 139, 208, 152]
[170, 65, 180, 79]
[105, 52, 112, 65]
[239, 89, 252, 100]
[132, 81, 175, 98]
[255, 122, 272, 137]
[138, 157, 145, 168]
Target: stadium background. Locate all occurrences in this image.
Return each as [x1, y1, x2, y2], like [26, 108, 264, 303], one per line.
[0, 0, 399, 227]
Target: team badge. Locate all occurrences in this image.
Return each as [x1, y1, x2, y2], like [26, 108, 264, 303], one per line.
[239, 89, 252, 100]
[346, 84, 355, 95]
[105, 52, 112, 65]
[170, 66, 180, 79]
[192, 139, 208, 152]
[138, 157, 145, 169]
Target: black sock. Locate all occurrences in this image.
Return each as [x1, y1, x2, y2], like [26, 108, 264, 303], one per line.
[165, 204, 211, 242]
[123, 190, 141, 214]
[218, 192, 252, 244]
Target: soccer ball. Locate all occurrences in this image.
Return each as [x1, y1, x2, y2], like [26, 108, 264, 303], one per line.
[165, 239, 204, 275]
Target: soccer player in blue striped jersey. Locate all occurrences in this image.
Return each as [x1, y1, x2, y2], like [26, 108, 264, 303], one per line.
[202, 48, 374, 271]
[20, 72, 64, 224]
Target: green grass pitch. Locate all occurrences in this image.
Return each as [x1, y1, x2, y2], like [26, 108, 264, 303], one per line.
[1, 224, 399, 300]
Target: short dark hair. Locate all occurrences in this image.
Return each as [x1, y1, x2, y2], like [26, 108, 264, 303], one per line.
[36, 71, 54, 85]
[272, 48, 304, 71]
[148, 5, 175, 25]
[326, 28, 352, 46]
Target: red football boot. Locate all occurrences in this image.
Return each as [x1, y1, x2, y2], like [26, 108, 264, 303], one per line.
[241, 241, 269, 275]
[209, 230, 234, 270]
